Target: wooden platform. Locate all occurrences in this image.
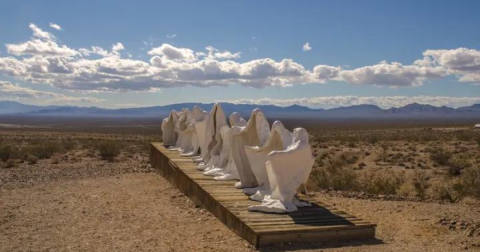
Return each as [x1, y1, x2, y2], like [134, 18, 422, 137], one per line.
[150, 142, 376, 247]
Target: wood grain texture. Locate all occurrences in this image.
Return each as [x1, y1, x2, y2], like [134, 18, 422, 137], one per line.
[150, 142, 376, 247]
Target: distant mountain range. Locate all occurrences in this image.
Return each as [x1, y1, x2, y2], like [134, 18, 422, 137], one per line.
[0, 100, 479, 119]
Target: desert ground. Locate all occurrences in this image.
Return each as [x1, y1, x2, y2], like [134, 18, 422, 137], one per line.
[1, 118, 479, 251]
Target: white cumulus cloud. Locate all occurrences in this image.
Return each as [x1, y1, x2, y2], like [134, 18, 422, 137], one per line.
[303, 42, 312, 51]
[49, 23, 62, 31]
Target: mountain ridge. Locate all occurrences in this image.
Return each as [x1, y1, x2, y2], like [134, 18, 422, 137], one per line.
[0, 100, 479, 119]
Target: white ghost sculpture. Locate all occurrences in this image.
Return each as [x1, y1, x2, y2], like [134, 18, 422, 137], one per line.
[161, 110, 179, 146]
[197, 103, 227, 171]
[179, 106, 206, 157]
[248, 128, 315, 213]
[244, 121, 293, 201]
[178, 109, 196, 155]
[168, 108, 189, 151]
[230, 109, 270, 190]
[213, 113, 248, 181]
[191, 107, 210, 162]
[204, 112, 247, 177]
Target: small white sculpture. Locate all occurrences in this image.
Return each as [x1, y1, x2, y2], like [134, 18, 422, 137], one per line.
[213, 113, 248, 181]
[161, 110, 179, 146]
[197, 103, 227, 171]
[244, 121, 293, 201]
[248, 128, 314, 213]
[230, 109, 270, 189]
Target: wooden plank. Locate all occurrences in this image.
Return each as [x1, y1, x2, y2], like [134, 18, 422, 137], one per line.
[150, 142, 376, 247]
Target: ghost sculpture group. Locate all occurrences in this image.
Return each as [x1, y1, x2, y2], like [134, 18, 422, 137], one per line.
[161, 103, 314, 213]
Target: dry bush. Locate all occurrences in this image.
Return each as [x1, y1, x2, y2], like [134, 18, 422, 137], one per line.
[429, 148, 452, 166]
[96, 141, 122, 162]
[360, 171, 404, 195]
[310, 157, 359, 191]
[3, 159, 17, 168]
[0, 145, 14, 162]
[26, 154, 38, 164]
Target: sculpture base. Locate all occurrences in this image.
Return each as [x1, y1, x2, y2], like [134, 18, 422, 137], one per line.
[150, 142, 376, 247]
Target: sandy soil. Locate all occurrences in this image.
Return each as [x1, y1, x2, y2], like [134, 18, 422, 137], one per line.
[2, 167, 480, 252]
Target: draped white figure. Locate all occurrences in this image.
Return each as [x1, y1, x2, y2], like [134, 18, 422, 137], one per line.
[230, 109, 270, 189]
[248, 128, 314, 213]
[204, 112, 247, 177]
[244, 121, 293, 201]
[179, 106, 206, 157]
[161, 110, 179, 146]
[192, 107, 210, 163]
[213, 113, 248, 181]
[168, 108, 187, 150]
[178, 109, 196, 156]
[197, 103, 228, 171]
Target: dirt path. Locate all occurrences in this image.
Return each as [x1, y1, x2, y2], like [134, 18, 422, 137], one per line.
[1, 172, 479, 251]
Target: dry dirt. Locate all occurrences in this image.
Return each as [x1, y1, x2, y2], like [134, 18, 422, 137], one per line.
[2, 164, 480, 252]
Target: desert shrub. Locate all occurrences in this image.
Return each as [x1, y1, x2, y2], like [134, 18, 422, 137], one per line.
[431, 166, 480, 202]
[378, 142, 390, 162]
[459, 166, 480, 199]
[360, 171, 404, 195]
[96, 141, 121, 162]
[27, 142, 60, 159]
[431, 178, 466, 203]
[429, 148, 452, 166]
[411, 170, 430, 198]
[26, 154, 38, 164]
[310, 159, 359, 191]
[447, 155, 470, 176]
[0, 145, 14, 162]
[339, 151, 359, 165]
[3, 159, 17, 168]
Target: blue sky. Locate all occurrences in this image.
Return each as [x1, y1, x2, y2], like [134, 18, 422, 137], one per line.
[0, 0, 479, 108]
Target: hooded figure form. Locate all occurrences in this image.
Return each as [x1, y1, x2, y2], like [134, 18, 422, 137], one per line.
[244, 121, 293, 200]
[161, 110, 179, 146]
[204, 112, 247, 177]
[197, 103, 227, 171]
[248, 128, 314, 213]
[230, 109, 270, 189]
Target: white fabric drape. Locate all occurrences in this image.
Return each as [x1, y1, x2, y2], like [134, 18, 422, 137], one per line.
[245, 121, 293, 200]
[161, 110, 179, 146]
[213, 112, 248, 181]
[248, 128, 314, 213]
[197, 103, 227, 171]
[180, 106, 206, 157]
[230, 109, 270, 189]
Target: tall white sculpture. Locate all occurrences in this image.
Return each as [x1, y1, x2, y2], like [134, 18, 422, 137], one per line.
[168, 108, 189, 150]
[248, 128, 314, 213]
[197, 103, 227, 171]
[244, 121, 293, 201]
[179, 106, 206, 157]
[213, 113, 248, 181]
[161, 110, 179, 146]
[230, 109, 270, 190]
[192, 107, 210, 162]
[204, 112, 246, 177]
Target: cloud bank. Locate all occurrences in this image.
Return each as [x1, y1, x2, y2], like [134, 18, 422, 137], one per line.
[0, 24, 479, 94]
[0, 81, 102, 103]
[223, 96, 480, 109]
